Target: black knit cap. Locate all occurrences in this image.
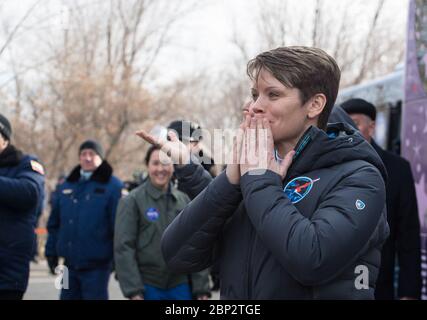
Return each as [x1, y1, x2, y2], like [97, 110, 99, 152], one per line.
[79, 140, 104, 159]
[0, 113, 12, 141]
[341, 98, 377, 121]
[167, 120, 202, 143]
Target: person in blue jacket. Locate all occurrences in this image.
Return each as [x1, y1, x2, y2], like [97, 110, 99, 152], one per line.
[0, 113, 45, 300]
[45, 140, 123, 300]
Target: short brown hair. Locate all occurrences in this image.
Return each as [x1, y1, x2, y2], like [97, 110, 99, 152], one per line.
[247, 46, 341, 130]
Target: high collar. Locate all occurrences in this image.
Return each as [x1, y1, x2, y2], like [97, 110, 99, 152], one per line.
[286, 123, 388, 183]
[67, 160, 113, 184]
[145, 178, 178, 201]
[0, 144, 23, 167]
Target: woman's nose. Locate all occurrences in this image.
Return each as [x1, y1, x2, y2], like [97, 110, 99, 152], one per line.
[250, 99, 265, 115]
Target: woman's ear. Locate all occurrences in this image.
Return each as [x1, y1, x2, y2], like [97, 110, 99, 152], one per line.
[307, 94, 327, 120]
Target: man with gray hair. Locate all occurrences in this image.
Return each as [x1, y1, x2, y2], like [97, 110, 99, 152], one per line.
[45, 140, 123, 300]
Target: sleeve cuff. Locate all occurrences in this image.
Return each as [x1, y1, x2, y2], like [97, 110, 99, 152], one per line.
[209, 171, 242, 204]
[240, 170, 283, 192]
[174, 161, 200, 179]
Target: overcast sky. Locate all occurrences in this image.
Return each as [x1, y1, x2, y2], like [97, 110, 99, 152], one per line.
[0, 0, 409, 91]
[0, 0, 257, 88]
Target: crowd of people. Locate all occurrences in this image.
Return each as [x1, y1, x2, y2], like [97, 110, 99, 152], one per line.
[0, 45, 422, 300]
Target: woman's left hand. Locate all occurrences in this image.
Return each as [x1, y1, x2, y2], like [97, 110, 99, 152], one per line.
[240, 117, 294, 179]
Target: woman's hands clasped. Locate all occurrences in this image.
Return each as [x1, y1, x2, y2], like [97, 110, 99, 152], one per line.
[227, 115, 295, 184]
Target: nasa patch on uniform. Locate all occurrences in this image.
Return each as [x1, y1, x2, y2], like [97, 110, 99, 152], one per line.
[355, 199, 366, 211]
[284, 176, 320, 204]
[145, 208, 160, 221]
[30, 160, 45, 175]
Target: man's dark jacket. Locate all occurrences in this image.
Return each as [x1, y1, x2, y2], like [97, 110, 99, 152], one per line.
[0, 145, 45, 292]
[371, 141, 421, 300]
[45, 161, 123, 270]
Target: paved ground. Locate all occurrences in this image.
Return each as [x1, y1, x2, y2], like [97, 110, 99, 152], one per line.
[24, 260, 125, 300]
[24, 260, 219, 300]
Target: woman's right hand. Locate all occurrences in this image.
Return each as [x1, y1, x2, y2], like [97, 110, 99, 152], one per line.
[136, 129, 191, 167]
[226, 114, 250, 185]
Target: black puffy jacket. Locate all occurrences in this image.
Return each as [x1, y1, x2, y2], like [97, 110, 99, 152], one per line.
[161, 123, 390, 299]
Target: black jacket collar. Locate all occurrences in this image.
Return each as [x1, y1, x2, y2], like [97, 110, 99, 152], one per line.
[370, 139, 386, 157]
[286, 123, 388, 183]
[67, 160, 113, 184]
[0, 144, 23, 167]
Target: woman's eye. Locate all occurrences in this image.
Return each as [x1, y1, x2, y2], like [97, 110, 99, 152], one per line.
[251, 93, 258, 101]
[269, 92, 279, 98]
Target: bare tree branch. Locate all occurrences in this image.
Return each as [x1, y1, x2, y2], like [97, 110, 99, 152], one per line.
[312, 0, 321, 47]
[353, 0, 386, 84]
[0, 0, 42, 57]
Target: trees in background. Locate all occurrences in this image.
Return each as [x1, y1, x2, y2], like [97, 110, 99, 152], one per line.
[211, 0, 405, 132]
[0, 0, 406, 186]
[1, 0, 198, 184]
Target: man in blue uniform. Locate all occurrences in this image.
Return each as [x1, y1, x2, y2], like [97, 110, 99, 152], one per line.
[0, 113, 45, 300]
[45, 140, 123, 300]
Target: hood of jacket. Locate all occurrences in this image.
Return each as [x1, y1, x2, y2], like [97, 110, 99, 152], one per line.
[287, 123, 388, 183]
[328, 105, 357, 128]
